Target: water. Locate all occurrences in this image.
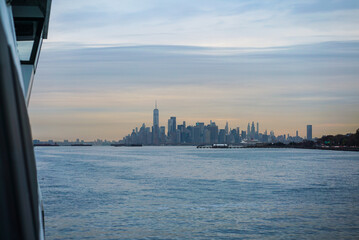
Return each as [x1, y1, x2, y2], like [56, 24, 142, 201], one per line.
[35, 146, 359, 239]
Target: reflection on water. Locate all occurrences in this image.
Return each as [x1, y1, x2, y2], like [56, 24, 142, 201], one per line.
[35, 147, 359, 239]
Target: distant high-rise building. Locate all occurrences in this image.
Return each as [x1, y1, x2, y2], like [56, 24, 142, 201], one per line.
[204, 128, 211, 144]
[160, 126, 165, 134]
[218, 129, 226, 143]
[168, 117, 176, 136]
[225, 122, 229, 135]
[196, 122, 204, 130]
[296, 130, 298, 137]
[176, 129, 181, 143]
[194, 122, 204, 144]
[159, 126, 166, 144]
[152, 101, 160, 145]
[262, 130, 268, 143]
[168, 119, 172, 135]
[153, 101, 159, 127]
[247, 123, 250, 139]
[251, 122, 255, 139]
[241, 130, 246, 139]
[167, 116, 177, 144]
[177, 124, 185, 132]
[146, 127, 152, 144]
[307, 125, 312, 140]
[193, 126, 201, 144]
[208, 124, 218, 144]
[256, 122, 259, 134]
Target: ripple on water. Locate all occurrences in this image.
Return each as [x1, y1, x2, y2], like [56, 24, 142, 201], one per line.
[35, 146, 359, 240]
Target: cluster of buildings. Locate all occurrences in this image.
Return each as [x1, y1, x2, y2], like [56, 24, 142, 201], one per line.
[32, 138, 117, 146]
[33, 105, 314, 146]
[120, 104, 312, 146]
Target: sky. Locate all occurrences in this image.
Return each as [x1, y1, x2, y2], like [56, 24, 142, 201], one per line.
[28, 0, 359, 141]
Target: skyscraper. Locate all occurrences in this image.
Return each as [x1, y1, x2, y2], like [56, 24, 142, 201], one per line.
[159, 126, 166, 144]
[218, 129, 226, 143]
[194, 122, 204, 144]
[168, 116, 177, 144]
[307, 125, 312, 140]
[207, 122, 218, 144]
[225, 121, 229, 135]
[152, 101, 160, 145]
[168, 117, 176, 136]
[168, 119, 172, 136]
[153, 101, 159, 127]
[251, 121, 255, 139]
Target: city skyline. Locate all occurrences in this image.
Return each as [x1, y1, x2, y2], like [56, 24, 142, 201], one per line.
[28, 1, 359, 141]
[34, 103, 322, 143]
[31, 101, 353, 142]
[119, 103, 308, 145]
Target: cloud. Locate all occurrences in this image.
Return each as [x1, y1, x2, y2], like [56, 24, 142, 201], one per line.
[29, 42, 359, 140]
[46, 0, 359, 47]
[28, 1, 359, 140]
[35, 42, 359, 89]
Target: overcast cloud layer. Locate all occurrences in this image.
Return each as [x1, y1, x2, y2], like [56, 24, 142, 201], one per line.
[47, 0, 359, 47]
[29, 0, 359, 140]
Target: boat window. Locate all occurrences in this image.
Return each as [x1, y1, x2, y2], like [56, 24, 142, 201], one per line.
[13, 10, 44, 64]
[17, 40, 34, 61]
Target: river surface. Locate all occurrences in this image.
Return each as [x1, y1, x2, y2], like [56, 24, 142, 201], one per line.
[35, 146, 359, 239]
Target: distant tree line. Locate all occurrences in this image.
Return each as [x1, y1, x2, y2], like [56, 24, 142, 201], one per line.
[247, 129, 359, 150]
[317, 129, 359, 147]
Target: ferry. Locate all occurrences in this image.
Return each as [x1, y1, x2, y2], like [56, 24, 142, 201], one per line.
[0, 0, 52, 239]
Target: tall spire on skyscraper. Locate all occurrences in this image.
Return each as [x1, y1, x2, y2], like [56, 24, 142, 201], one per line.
[153, 101, 159, 127]
[153, 101, 160, 145]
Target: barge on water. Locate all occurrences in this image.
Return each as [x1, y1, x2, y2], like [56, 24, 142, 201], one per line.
[197, 144, 242, 149]
[111, 144, 143, 147]
[34, 143, 59, 147]
[71, 144, 93, 146]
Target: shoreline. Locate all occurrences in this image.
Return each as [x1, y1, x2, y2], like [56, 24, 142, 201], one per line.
[33, 144, 359, 151]
[243, 145, 359, 152]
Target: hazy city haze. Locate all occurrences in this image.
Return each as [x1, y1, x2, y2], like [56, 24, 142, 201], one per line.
[28, 0, 359, 140]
